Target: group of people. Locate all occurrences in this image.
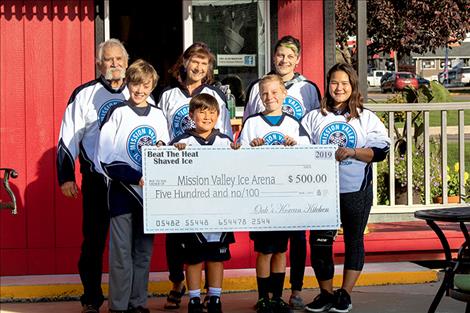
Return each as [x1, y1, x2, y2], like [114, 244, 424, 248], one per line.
[57, 35, 390, 313]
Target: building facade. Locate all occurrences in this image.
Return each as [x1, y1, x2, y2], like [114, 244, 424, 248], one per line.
[0, 0, 329, 276]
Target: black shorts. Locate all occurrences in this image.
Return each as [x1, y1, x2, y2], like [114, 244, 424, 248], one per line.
[250, 231, 289, 254]
[183, 243, 231, 265]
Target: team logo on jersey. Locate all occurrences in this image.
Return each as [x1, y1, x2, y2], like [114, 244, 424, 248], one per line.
[263, 131, 286, 145]
[319, 122, 357, 148]
[282, 96, 304, 120]
[172, 105, 195, 137]
[127, 126, 157, 166]
[98, 99, 122, 125]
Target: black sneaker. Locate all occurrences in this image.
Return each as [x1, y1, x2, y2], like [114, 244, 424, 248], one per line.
[202, 295, 210, 311]
[256, 298, 273, 313]
[188, 297, 204, 313]
[82, 304, 99, 313]
[305, 289, 335, 312]
[128, 306, 150, 313]
[329, 289, 352, 313]
[270, 298, 293, 313]
[207, 296, 222, 313]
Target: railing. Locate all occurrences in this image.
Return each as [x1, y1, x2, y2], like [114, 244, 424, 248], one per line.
[366, 102, 470, 215]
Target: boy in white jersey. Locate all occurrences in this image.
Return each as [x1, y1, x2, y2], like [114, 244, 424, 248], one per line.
[170, 94, 237, 313]
[238, 74, 309, 313]
[160, 44, 233, 309]
[243, 37, 319, 308]
[98, 59, 170, 313]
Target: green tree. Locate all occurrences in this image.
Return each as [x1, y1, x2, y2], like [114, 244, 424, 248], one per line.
[336, 0, 470, 59]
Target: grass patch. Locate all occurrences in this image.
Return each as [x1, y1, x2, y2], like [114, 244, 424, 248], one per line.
[447, 141, 470, 173]
[429, 110, 470, 127]
[383, 110, 469, 128]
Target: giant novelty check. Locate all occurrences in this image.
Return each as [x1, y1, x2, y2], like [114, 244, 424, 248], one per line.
[142, 145, 340, 233]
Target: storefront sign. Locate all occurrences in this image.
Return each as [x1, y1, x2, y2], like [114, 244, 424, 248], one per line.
[217, 54, 256, 67]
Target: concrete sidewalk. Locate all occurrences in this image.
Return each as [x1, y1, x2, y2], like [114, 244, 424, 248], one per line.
[0, 278, 467, 313]
[0, 262, 437, 302]
[2, 262, 462, 312]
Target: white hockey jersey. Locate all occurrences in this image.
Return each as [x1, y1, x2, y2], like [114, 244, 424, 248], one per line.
[56, 76, 155, 185]
[243, 72, 321, 121]
[98, 101, 170, 216]
[301, 108, 390, 193]
[169, 129, 235, 245]
[157, 83, 233, 140]
[238, 113, 311, 146]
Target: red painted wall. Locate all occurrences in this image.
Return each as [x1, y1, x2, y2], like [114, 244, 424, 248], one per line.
[0, 0, 325, 276]
[0, 0, 95, 275]
[278, 0, 325, 96]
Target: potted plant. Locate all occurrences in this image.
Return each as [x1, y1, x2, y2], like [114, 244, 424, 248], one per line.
[431, 162, 470, 204]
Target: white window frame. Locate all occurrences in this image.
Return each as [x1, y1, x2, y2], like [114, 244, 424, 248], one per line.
[182, 0, 271, 76]
[103, 0, 271, 75]
[421, 59, 436, 70]
[104, 0, 110, 40]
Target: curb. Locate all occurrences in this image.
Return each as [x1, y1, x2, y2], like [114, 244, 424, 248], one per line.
[0, 263, 438, 302]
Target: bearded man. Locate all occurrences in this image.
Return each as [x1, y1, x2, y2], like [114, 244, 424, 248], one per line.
[57, 39, 129, 313]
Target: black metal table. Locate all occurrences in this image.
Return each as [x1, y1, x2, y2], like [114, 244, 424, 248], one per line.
[415, 206, 470, 313]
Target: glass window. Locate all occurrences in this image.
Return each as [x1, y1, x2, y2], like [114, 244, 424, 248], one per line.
[184, 0, 269, 106]
[397, 73, 414, 78]
[439, 60, 452, 69]
[422, 60, 435, 69]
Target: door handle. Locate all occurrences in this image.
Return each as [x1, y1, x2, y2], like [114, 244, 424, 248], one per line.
[0, 168, 18, 215]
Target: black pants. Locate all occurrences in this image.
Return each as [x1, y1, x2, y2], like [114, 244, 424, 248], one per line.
[289, 230, 307, 291]
[166, 234, 185, 283]
[310, 185, 373, 280]
[79, 172, 109, 308]
[165, 234, 210, 289]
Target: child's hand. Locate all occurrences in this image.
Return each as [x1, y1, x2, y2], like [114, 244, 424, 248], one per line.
[230, 142, 241, 150]
[174, 143, 187, 150]
[335, 147, 355, 161]
[283, 136, 297, 146]
[250, 138, 264, 147]
[139, 177, 144, 187]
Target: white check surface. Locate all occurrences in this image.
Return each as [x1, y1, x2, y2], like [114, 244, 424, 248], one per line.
[142, 145, 340, 233]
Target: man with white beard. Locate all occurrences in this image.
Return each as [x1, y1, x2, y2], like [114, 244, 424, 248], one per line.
[57, 39, 130, 313]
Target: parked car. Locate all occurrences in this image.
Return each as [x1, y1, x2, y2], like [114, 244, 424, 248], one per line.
[380, 71, 393, 86]
[460, 67, 470, 85]
[438, 67, 470, 86]
[416, 75, 430, 88]
[367, 70, 391, 87]
[381, 72, 418, 93]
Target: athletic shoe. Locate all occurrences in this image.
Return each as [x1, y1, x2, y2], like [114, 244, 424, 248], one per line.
[305, 289, 335, 312]
[202, 295, 210, 311]
[256, 298, 273, 313]
[270, 297, 293, 313]
[188, 297, 204, 313]
[288, 294, 305, 310]
[128, 306, 150, 313]
[329, 289, 352, 313]
[207, 296, 223, 313]
[82, 305, 99, 313]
